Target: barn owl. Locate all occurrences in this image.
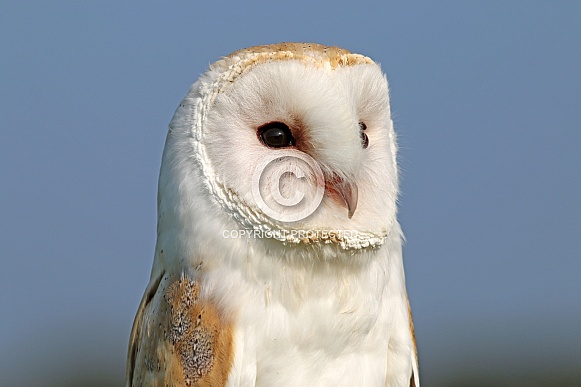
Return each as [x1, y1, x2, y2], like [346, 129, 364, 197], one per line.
[127, 43, 419, 387]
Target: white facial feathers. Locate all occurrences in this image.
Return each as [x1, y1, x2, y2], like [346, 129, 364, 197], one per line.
[160, 43, 398, 251]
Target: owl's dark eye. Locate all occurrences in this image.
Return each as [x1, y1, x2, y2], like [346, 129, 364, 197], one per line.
[258, 122, 295, 148]
[359, 121, 369, 149]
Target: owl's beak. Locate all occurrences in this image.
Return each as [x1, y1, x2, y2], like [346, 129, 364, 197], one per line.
[341, 181, 358, 219]
[327, 177, 358, 219]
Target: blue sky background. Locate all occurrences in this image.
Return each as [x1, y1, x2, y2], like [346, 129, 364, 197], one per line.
[1, 1, 580, 386]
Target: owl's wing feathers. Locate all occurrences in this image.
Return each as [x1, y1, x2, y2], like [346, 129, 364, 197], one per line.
[126, 271, 235, 387]
[126, 269, 161, 386]
[409, 360, 420, 387]
[407, 297, 420, 387]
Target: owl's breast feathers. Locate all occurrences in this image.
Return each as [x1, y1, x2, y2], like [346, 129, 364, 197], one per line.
[127, 273, 234, 386]
[127, 272, 419, 387]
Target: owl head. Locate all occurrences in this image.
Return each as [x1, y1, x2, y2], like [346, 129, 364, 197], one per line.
[155, 43, 399, 264]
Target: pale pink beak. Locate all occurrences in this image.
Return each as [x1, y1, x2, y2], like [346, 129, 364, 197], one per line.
[326, 177, 359, 219]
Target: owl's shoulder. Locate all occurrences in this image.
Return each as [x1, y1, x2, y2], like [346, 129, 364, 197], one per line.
[126, 272, 234, 386]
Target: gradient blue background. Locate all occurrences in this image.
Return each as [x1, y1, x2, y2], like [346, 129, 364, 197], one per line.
[1, 2, 580, 386]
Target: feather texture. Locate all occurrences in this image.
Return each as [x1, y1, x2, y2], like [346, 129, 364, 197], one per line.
[127, 43, 419, 386]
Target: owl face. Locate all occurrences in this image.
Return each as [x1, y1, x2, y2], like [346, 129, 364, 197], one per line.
[164, 43, 398, 251]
